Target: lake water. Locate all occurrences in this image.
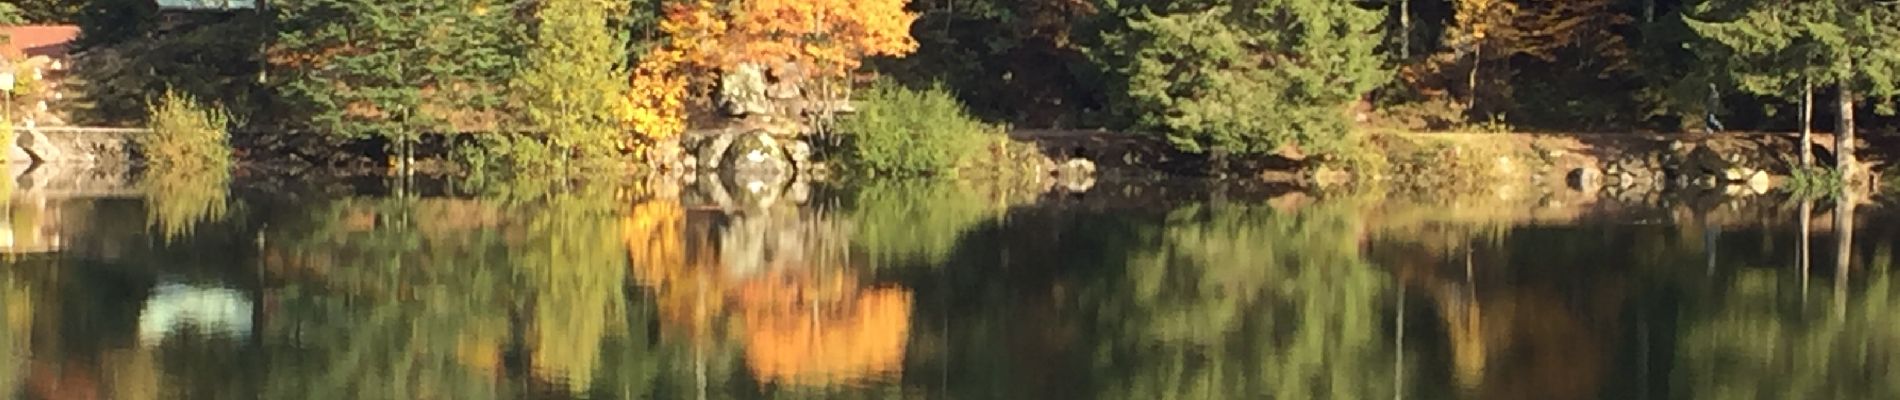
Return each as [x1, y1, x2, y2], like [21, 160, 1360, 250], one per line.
[1, 176, 1897, 399]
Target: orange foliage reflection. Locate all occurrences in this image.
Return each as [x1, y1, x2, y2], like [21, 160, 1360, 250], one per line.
[624, 199, 912, 386]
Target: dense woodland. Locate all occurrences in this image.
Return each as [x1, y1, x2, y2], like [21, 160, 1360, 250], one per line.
[2, 0, 1899, 169]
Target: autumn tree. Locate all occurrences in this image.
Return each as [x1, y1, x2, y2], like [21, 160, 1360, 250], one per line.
[619, 0, 921, 143]
[512, 0, 630, 170]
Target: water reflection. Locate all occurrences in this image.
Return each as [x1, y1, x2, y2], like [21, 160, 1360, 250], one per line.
[1, 195, 63, 254]
[1, 173, 1898, 399]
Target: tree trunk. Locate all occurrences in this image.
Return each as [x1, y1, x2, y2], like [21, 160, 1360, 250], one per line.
[1800, 81, 1812, 167]
[1835, 187, 1854, 320]
[1468, 42, 1482, 110]
[1799, 199, 1812, 295]
[1400, 0, 1412, 60]
[1837, 85, 1855, 181]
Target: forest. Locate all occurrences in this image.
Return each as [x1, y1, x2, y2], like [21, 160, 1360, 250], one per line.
[1, 0, 1897, 174]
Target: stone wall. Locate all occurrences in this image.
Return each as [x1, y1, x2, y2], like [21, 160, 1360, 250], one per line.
[9, 127, 140, 166]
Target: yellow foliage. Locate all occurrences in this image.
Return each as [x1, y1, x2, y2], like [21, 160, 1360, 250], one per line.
[617, 0, 922, 141]
[620, 49, 689, 146]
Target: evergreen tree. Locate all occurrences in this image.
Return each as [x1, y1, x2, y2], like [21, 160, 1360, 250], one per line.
[1686, 0, 1900, 174]
[1097, 0, 1390, 155]
[273, 0, 525, 143]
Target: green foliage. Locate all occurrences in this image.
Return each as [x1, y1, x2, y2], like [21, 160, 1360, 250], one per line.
[141, 167, 232, 242]
[1099, 1, 1388, 155]
[1684, 0, 1900, 116]
[74, 0, 160, 49]
[1786, 165, 1844, 198]
[1085, 199, 1394, 399]
[139, 89, 236, 240]
[274, 0, 526, 142]
[141, 89, 234, 170]
[844, 179, 1013, 267]
[67, 15, 268, 127]
[1676, 268, 1900, 399]
[836, 80, 1004, 176]
[0, 3, 25, 26]
[511, 0, 630, 170]
[6, 0, 81, 24]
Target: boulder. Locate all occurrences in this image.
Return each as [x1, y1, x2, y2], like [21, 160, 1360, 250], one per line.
[1687, 145, 1730, 175]
[716, 63, 773, 116]
[16, 127, 64, 164]
[1567, 167, 1602, 191]
[1056, 158, 1097, 179]
[1745, 170, 1771, 194]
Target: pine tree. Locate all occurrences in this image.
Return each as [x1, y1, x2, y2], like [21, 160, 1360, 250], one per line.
[274, 0, 525, 142]
[1685, 0, 1900, 177]
[1099, 0, 1389, 155]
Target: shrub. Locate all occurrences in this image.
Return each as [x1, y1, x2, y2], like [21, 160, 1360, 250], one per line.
[835, 80, 1003, 176]
[141, 89, 233, 170]
[1787, 165, 1844, 198]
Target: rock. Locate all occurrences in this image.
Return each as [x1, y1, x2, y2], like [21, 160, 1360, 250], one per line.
[786, 140, 812, 167]
[717, 63, 773, 116]
[1567, 167, 1602, 191]
[1687, 145, 1729, 175]
[7, 143, 30, 164]
[1745, 171, 1771, 194]
[1723, 168, 1746, 182]
[1693, 175, 1719, 188]
[17, 128, 64, 164]
[1310, 166, 1352, 187]
[696, 134, 737, 170]
[1057, 158, 1097, 179]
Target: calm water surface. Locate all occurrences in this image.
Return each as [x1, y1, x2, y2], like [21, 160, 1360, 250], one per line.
[2, 177, 1898, 399]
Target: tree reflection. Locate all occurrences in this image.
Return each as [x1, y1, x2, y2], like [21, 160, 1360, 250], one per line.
[259, 184, 629, 399]
[1082, 199, 1396, 399]
[622, 187, 916, 395]
[1674, 266, 1900, 399]
[141, 167, 230, 243]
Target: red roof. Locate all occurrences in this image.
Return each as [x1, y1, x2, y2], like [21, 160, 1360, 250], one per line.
[1, 25, 81, 60]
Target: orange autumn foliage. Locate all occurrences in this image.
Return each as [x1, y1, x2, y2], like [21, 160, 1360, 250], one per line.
[618, 0, 921, 140]
[661, 0, 919, 79]
[620, 49, 689, 146]
[741, 287, 911, 385]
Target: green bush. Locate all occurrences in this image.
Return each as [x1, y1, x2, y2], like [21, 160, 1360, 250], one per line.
[836, 80, 1004, 176]
[1786, 165, 1843, 198]
[141, 89, 233, 170]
